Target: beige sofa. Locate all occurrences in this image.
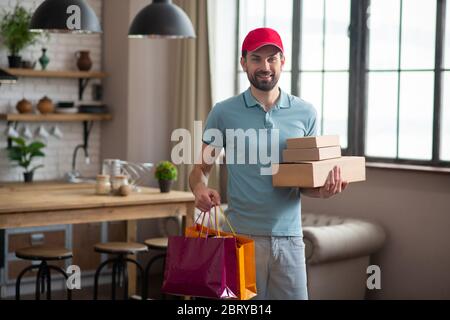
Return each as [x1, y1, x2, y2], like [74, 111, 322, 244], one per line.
[302, 213, 386, 300]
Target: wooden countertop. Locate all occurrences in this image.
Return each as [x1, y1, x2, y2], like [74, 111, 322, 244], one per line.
[0, 181, 196, 296]
[0, 181, 195, 214]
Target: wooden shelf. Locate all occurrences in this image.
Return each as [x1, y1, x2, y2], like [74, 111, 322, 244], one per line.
[5, 68, 107, 100]
[5, 68, 107, 79]
[0, 113, 112, 122]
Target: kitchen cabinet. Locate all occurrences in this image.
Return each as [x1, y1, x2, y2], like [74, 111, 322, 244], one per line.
[72, 223, 102, 273]
[2, 225, 71, 285]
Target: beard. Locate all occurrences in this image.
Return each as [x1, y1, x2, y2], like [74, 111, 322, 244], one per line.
[247, 71, 280, 92]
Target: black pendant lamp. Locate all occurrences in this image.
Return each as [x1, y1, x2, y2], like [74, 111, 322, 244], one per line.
[129, 0, 196, 39]
[30, 0, 101, 34]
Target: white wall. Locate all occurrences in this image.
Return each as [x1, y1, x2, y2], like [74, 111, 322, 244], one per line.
[302, 167, 450, 299]
[102, 0, 177, 188]
[102, 0, 178, 241]
[0, 0, 103, 181]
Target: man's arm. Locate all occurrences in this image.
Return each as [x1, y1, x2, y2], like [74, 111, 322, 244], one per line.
[189, 143, 223, 212]
[301, 166, 349, 199]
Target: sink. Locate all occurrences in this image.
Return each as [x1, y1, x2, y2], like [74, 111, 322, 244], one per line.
[65, 171, 96, 184]
[68, 177, 96, 184]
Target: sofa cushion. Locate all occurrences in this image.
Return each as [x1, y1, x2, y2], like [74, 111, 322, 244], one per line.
[302, 213, 386, 265]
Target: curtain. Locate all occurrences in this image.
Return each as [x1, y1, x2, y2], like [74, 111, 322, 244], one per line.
[171, 0, 220, 192]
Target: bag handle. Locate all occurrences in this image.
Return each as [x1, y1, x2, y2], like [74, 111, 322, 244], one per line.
[192, 206, 237, 237]
[194, 211, 212, 238]
[215, 205, 237, 236]
[214, 206, 221, 237]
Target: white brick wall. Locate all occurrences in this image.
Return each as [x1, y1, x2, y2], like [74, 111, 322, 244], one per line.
[0, 0, 104, 181]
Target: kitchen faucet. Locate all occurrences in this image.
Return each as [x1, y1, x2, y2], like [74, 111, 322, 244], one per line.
[65, 144, 91, 182]
[65, 121, 93, 182]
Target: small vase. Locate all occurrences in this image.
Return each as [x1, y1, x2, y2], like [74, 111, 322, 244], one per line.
[158, 180, 173, 193]
[8, 55, 22, 68]
[39, 48, 50, 70]
[37, 96, 54, 114]
[76, 50, 92, 71]
[16, 98, 33, 114]
[23, 172, 34, 183]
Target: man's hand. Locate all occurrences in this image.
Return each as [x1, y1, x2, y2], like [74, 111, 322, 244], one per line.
[318, 166, 348, 198]
[193, 184, 221, 212]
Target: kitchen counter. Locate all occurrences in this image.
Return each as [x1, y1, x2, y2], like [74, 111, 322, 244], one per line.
[0, 181, 195, 222]
[0, 181, 195, 296]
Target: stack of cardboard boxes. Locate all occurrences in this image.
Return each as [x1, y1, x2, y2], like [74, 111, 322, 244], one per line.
[272, 135, 366, 187]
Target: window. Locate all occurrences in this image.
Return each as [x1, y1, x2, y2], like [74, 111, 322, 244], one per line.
[237, 0, 293, 94]
[233, 0, 449, 167]
[299, 0, 350, 148]
[237, 0, 351, 149]
[366, 0, 436, 161]
[442, 0, 450, 161]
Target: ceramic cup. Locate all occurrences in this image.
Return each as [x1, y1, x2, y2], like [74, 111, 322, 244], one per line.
[35, 125, 49, 140]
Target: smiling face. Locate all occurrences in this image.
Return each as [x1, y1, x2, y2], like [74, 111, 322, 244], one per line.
[240, 45, 285, 92]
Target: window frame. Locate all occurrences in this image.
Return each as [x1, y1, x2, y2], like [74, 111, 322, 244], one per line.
[235, 0, 450, 168]
[361, 0, 449, 167]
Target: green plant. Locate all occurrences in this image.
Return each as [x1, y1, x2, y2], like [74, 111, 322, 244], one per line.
[7, 137, 46, 173]
[154, 161, 178, 181]
[0, 4, 40, 56]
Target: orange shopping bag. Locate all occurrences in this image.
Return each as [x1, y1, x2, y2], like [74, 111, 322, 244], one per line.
[185, 206, 257, 300]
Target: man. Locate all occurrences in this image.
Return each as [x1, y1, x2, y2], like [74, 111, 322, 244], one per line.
[189, 28, 348, 300]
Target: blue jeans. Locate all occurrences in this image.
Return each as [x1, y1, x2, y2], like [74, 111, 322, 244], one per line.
[246, 235, 309, 300]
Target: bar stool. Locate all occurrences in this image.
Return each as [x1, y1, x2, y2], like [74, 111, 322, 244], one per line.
[15, 246, 73, 300]
[93, 242, 147, 300]
[142, 215, 183, 300]
[142, 237, 168, 299]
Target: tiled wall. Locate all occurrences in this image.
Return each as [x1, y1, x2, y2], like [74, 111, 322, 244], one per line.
[0, 0, 103, 181]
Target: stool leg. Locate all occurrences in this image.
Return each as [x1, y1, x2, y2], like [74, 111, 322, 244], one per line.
[15, 265, 39, 300]
[143, 254, 166, 300]
[41, 263, 48, 295]
[40, 269, 45, 294]
[93, 258, 115, 300]
[123, 265, 128, 300]
[119, 256, 128, 300]
[116, 256, 123, 288]
[161, 256, 167, 300]
[35, 262, 46, 300]
[123, 257, 145, 300]
[114, 256, 126, 299]
[111, 260, 118, 300]
[48, 265, 72, 300]
[46, 265, 51, 300]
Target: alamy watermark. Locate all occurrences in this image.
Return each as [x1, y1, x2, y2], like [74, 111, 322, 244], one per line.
[66, 265, 81, 290]
[66, 5, 81, 31]
[367, 265, 381, 290]
[171, 121, 280, 175]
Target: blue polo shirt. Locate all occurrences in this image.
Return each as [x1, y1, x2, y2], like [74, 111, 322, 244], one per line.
[202, 88, 317, 236]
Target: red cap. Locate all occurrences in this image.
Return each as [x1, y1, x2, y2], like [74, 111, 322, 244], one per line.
[242, 28, 284, 55]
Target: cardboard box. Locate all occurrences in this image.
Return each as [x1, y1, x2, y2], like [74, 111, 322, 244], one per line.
[272, 156, 366, 187]
[283, 146, 341, 161]
[286, 135, 340, 149]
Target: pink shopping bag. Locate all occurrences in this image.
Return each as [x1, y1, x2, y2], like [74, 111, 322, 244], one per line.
[161, 234, 238, 299]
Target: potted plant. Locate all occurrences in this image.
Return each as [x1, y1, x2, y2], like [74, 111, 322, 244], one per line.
[155, 161, 178, 193]
[7, 137, 46, 183]
[0, 4, 40, 68]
